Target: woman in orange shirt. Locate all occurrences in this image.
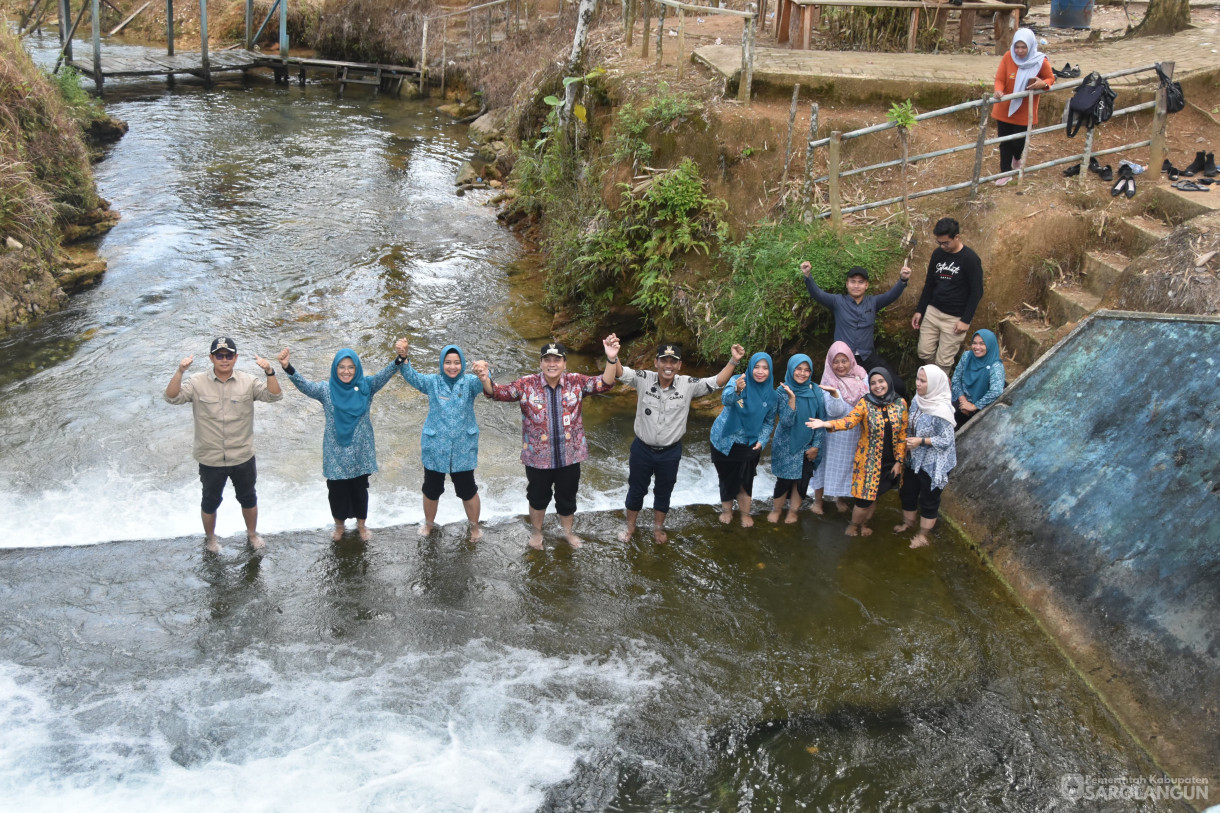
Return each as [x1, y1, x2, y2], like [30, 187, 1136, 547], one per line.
[992, 29, 1054, 186]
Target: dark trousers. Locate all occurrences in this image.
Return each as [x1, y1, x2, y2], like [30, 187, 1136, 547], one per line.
[625, 438, 683, 514]
[422, 468, 478, 501]
[328, 474, 370, 520]
[853, 465, 900, 509]
[899, 466, 943, 519]
[856, 352, 906, 400]
[997, 120, 1028, 173]
[954, 405, 977, 429]
[711, 442, 761, 503]
[525, 463, 580, 516]
[199, 456, 257, 513]
[772, 456, 816, 501]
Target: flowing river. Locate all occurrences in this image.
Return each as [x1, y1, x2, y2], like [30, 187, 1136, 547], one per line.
[0, 34, 1177, 812]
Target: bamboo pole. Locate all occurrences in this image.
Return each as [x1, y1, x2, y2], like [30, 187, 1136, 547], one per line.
[1149, 61, 1173, 177]
[199, 0, 210, 86]
[441, 19, 447, 98]
[108, 0, 150, 36]
[421, 18, 429, 95]
[801, 102, 818, 206]
[828, 130, 842, 231]
[780, 84, 800, 194]
[90, 0, 102, 93]
[244, 0, 251, 47]
[969, 93, 989, 199]
[675, 5, 684, 80]
[277, 0, 287, 59]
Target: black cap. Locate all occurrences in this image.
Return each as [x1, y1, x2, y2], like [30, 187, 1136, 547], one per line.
[540, 342, 567, 359]
[209, 337, 237, 354]
[846, 266, 869, 280]
[656, 343, 683, 360]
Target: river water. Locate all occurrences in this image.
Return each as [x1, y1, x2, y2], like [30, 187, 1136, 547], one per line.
[0, 34, 1177, 812]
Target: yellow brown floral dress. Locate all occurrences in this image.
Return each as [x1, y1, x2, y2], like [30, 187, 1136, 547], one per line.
[825, 398, 908, 501]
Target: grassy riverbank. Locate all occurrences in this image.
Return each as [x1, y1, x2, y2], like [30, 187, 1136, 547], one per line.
[0, 22, 121, 332]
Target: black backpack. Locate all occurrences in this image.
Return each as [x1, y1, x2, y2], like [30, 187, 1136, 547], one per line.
[1065, 72, 1117, 138]
[1155, 63, 1185, 114]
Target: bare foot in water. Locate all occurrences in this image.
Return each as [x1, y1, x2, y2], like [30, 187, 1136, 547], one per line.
[844, 523, 860, 537]
[766, 510, 781, 524]
[469, 524, 483, 542]
[858, 525, 874, 536]
[204, 535, 221, 553]
[358, 526, 371, 542]
[909, 534, 930, 549]
[811, 501, 824, 515]
[332, 524, 345, 542]
[784, 510, 800, 524]
[835, 499, 850, 512]
[618, 526, 635, 543]
[718, 511, 732, 524]
[247, 533, 265, 550]
[653, 528, 668, 545]
[417, 522, 434, 537]
[564, 533, 584, 549]
[528, 533, 544, 550]
[740, 514, 754, 528]
[893, 522, 913, 534]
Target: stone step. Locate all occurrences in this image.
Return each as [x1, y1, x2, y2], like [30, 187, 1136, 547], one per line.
[999, 316, 1055, 367]
[1149, 180, 1220, 225]
[1107, 214, 1173, 256]
[1080, 250, 1128, 299]
[1047, 285, 1102, 328]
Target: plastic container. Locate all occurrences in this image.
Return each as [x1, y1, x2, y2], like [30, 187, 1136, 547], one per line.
[1049, 0, 1093, 29]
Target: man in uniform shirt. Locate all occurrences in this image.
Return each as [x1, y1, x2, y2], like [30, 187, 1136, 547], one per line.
[612, 339, 745, 544]
[164, 337, 282, 552]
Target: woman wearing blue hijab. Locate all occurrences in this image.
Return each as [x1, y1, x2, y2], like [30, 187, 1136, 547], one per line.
[278, 342, 405, 541]
[709, 351, 778, 527]
[767, 354, 829, 524]
[950, 329, 1005, 427]
[397, 337, 484, 540]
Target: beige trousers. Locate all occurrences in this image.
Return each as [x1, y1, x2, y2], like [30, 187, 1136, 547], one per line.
[918, 304, 965, 372]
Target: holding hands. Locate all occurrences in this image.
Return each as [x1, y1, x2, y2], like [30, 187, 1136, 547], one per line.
[603, 334, 620, 361]
[395, 337, 409, 358]
[470, 360, 490, 381]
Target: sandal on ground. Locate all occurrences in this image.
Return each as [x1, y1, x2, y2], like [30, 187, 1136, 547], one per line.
[1173, 181, 1210, 192]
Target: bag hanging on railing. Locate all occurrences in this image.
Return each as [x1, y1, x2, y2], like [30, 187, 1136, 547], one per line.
[1155, 63, 1185, 114]
[1065, 72, 1117, 138]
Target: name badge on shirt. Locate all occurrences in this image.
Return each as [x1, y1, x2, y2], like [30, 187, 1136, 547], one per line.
[562, 414, 571, 427]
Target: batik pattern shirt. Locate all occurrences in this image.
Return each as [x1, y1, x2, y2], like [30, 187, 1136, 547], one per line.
[826, 398, 908, 501]
[905, 403, 957, 491]
[709, 378, 778, 456]
[401, 362, 482, 473]
[488, 372, 613, 469]
[950, 357, 1006, 410]
[769, 392, 827, 481]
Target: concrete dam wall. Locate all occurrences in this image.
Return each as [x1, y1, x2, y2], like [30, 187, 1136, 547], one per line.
[945, 310, 1220, 789]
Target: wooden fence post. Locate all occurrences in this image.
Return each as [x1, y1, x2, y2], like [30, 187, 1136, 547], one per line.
[199, 0, 210, 87]
[655, 1, 665, 67]
[420, 18, 429, 95]
[969, 95, 989, 199]
[828, 130, 843, 230]
[1077, 127, 1094, 191]
[277, 0, 286, 58]
[441, 19, 448, 98]
[1149, 61, 1173, 177]
[640, 0, 651, 57]
[244, 0, 251, 48]
[675, 5, 684, 80]
[780, 84, 800, 194]
[165, 0, 174, 56]
[801, 101, 818, 206]
[736, 15, 755, 103]
[90, 0, 102, 93]
[625, 0, 635, 47]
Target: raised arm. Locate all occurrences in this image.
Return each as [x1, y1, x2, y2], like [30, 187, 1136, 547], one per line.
[252, 354, 282, 399]
[801, 261, 836, 309]
[164, 354, 194, 402]
[714, 344, 746, 388]
[602, 334, 620, 387]
[873, 264, 912, 310]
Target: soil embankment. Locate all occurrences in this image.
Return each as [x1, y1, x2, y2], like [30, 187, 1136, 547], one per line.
[0, 23, 122, 332]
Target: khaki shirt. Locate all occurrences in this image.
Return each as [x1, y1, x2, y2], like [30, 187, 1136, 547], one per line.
[619, 365, 719, 448]
[164, 369, 282, 466]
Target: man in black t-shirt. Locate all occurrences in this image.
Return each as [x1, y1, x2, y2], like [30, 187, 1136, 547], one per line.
[910, 217, 984, 374]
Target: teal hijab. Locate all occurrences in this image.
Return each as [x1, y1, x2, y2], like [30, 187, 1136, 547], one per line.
[440, 345, 466, 387]
[784, 354, 825, 454]
[724, 352, 778, 444]
[959, 329, 1001, 403]
[329, 349, 372, 447]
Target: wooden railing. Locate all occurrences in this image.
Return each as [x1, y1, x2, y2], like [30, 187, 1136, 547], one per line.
[422, 0, 529, 97]
[634, 0, 758, 102]
[799, 62, 1175, 227]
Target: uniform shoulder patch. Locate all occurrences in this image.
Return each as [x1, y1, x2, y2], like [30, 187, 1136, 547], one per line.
[635, 369, 647, 378]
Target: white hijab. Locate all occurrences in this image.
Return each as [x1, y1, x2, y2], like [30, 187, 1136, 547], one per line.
[1008, 29, 1045, 118]
[914, 365, 956, 426]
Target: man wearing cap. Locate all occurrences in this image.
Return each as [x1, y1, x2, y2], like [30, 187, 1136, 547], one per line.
[164, 337, 282, 552]
[472, 335, 619, 550]
[611, 340, 746, 544]
[802, 259, 911, 396]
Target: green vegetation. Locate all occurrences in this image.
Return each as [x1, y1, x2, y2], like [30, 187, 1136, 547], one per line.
[887, 99, 917, 131]
[610, 83, 701, 165]
[697, 221, 902, 358]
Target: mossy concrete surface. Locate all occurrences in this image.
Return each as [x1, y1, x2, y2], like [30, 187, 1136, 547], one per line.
[945, 310, 1220, 791]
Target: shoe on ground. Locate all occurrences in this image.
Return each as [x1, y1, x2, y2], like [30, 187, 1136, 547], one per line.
[1183, 150, 1207, 175]
[1063, 163, 1081, 177]
[1204, 152, 1218, 178]
[1097, 165, 1114, 182]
